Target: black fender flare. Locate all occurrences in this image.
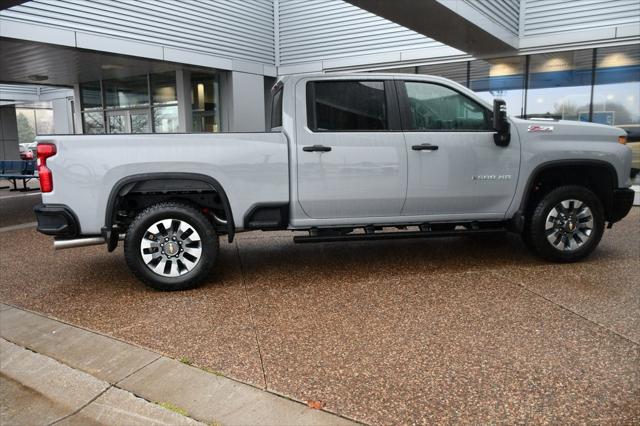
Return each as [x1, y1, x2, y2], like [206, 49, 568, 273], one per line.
[104, 172, 235, 245]
[518, 159, 619, 216]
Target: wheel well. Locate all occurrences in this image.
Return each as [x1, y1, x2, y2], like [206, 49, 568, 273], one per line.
[105, 174, 234, 243]
[522, 163, 617, 221]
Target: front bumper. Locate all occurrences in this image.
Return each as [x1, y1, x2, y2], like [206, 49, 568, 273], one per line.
[609, 188, 635, 223]
[33, 204, 79, 237]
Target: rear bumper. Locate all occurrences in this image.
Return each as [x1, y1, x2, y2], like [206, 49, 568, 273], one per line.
[609, 188, 635, 223]
[33, 204, 79, 237]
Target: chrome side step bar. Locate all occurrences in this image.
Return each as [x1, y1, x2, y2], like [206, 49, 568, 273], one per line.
[54, 234, 125, 250]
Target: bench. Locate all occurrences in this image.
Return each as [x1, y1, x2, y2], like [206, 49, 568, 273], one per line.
[0, 160, 39, 191]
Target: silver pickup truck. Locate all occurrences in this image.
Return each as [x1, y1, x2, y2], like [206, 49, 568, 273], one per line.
[34, 73, 635, 290]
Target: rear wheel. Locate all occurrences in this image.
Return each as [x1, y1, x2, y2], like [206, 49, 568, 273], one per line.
[526, 185, 604, 262]
[124, 202, 218, 291]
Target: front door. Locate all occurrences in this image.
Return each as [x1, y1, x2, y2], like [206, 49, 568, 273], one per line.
[296, 79, 407, 219]
[398, 80, 520, 218]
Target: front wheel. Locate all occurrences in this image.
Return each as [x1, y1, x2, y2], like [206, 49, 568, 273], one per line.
[526, 185, 605, 262]
[124, 202, 219, 291]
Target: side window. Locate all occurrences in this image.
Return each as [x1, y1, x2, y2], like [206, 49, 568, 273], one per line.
[404, 82, 491, 131]
[270, 85, 283, 130]
[307, 81, 388, 131]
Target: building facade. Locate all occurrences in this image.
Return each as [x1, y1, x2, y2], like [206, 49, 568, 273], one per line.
[0, 0, 638, 150]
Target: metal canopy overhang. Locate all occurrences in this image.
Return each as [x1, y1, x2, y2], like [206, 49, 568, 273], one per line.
[345, 0, 519, 57]
[0, 1, 28, 11]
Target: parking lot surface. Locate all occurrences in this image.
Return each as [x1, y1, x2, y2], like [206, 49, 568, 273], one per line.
[0, 192, 638, 424]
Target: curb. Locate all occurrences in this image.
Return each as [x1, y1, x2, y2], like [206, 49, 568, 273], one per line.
[0, 303, 359, 426]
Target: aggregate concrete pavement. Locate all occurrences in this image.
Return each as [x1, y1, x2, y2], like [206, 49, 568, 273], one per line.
[0, 190, 638, 424]
[0, 190, 41, 228]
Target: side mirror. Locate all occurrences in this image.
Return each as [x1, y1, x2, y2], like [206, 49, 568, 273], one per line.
[493, 99, 510, 147]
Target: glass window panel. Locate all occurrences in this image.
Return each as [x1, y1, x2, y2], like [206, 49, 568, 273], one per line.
[527, 50, 593, 120]
[131, 111, 150, 133]
[104, 75, 149, 109]
[108, 113, 127, 134]
[417, 62, 468, 86]
[35, 109, 54, 134]
[404, 82, 490, 131]
[309, 81, 387, 131]
[470, 56, 524, 116]
[83, 112, 105, 134]
[80, 81, 102, 111]
[151, 71, 177, 105]
[593, 45, 640, 127]
[191, 73, 220, 133]
[153, 106, 179, 133]
[16, 109, 36, 143]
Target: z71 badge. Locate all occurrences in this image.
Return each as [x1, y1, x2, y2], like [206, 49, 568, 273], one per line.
[528, 124, 554, 132]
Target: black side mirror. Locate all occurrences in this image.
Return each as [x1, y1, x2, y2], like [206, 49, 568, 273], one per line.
[493, 99, 510, 147]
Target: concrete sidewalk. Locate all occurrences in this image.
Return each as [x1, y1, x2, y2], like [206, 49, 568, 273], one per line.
[0, 304, 358, 426]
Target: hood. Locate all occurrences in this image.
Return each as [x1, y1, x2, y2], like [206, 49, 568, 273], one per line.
[511, 117, 626, 143]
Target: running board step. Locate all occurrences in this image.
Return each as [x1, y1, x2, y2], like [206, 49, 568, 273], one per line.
[293, 228, 507, 244]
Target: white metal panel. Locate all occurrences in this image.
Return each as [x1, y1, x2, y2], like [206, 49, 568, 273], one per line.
[0, 0, 275, 64]
[463, 0, 520, 35]
[278, 0, 444, 66]
[523, 0, 640, 36]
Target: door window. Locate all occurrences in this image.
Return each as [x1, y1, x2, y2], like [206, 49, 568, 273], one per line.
[307, 81, 388, 131]
[403, 82, 490, 131]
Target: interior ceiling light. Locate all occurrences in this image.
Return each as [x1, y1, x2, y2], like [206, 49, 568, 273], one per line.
[101, 64, 125, 70]
[28, 74, 48, 81]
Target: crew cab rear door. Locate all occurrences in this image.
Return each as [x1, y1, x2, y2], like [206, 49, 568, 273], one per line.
[295, 78, 407, 219]
[397, 79, 520, 218]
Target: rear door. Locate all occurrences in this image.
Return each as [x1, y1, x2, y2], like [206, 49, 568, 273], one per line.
[398, 79, 520, 217]
[295, 79, 407, 219]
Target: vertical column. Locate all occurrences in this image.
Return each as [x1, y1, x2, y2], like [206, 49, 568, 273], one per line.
[0, 105, 20, 160]
[176, 69, 193, 133]
[227, 71, 265, 132]
[72, 84, 84, 134]
[52, 98, 72, 134]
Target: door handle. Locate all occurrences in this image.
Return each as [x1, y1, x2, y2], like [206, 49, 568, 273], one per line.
[303, 145, 332, 152]
[412, 143, 439, 151]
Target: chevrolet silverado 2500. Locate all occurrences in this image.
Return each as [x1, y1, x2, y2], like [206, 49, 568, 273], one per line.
[34, 74, 635, 290]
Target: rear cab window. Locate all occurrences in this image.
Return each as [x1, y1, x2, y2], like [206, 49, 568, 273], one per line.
[306, 80, 400, 132]
[270, 82, 283, 130]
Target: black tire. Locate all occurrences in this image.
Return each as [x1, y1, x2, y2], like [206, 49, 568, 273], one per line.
[526, 185, 605, 262]
[124, 201, 219, 291]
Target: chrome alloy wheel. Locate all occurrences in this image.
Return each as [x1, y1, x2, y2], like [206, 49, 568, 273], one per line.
[140, 218, 202, 277]
[545, 199, 594, 252]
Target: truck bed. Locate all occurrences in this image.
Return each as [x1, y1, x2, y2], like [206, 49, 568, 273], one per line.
[40, 132, 289, 234]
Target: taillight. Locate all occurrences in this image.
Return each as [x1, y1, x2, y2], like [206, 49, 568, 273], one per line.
[37, 143, 56, 193]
